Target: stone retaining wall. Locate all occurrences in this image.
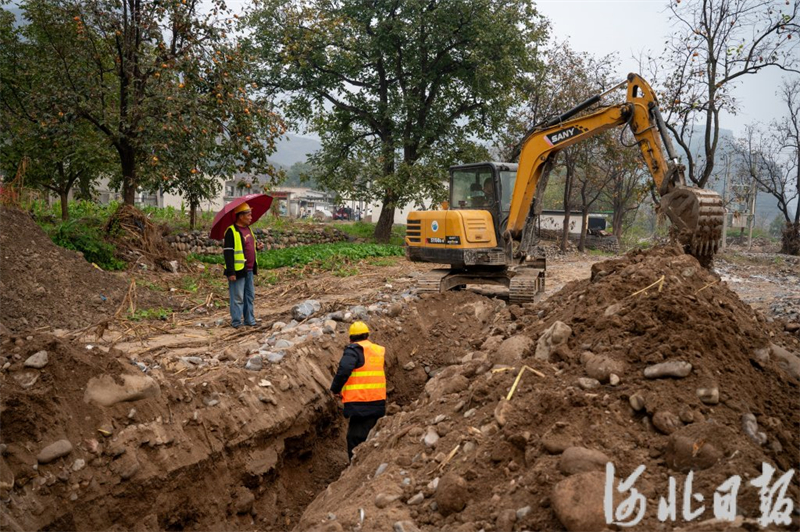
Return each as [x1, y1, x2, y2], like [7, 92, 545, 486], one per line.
[166, 226, 351, 255]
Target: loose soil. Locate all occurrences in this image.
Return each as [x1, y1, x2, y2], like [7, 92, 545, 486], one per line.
[1, 214, 798, 532]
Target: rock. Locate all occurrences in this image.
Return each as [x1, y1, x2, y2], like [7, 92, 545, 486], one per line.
[329, 311, 345, 322]
[558, 447, 610, 476]
[37, 440, 73, 464]
[266, 351, 285, 364]
[535, 321, 572, 361]
[407, 492, 424, 505]
[403, 361, 416, 371]
[233, 487, 255, 514]
[583, 354, 625, 383]
[629, 393, 646, 411]
[292, 300, 321, 320]
[387, 302, 403, 317]
[696, 386, 720, 405]
[111, 452, 140, 480]
[664, 422, 731, 472]
[604, 303, 622, 317]
[84, 374, 161, 407]
[24, 350, 49, 369]
[769, 343, 800, 380]
[375, 491, 402, 509]
[244, 356, 263, 371]
[323, 320, 337, 334]
[350, 305, 368, 319]
[393, 521, 421, 532]
[0, 457, 13, 490]
[272, 321, 286, 331]
[494, 399, 513, 427]
[495, 335, 534, 365]
[435, 472, 468, 515]
[274, 339, 293, 349]
[423, 427, 440, 448]
[644, 360, 692, 379]
[652, 410, 682, 435]
[577, 377, 601, 390]
[742, 413, 767, 445]
[751, 347, 770, 367]
[72, 459, 86, 472]
[496, 509, 517, 531]
[516, 506, 532, 520]
[609, 373, 620, 386]
[552, 471, 607, 532]
[12, 370, 39, 389]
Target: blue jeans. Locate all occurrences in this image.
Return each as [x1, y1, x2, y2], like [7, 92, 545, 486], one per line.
[229, 271, 255, 327]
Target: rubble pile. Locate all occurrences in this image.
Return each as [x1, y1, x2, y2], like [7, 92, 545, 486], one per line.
[295, 246, 800, 532]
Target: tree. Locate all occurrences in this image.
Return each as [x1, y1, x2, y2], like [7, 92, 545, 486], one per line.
[732, 79, 800, 254]
[646, 0, 799, 189]
[0, 7, 114, 218]
[11, 0, 284, 205]
[248, 0, 548, 241]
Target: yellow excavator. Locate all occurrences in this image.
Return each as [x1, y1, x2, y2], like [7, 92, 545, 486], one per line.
[405, 73, 724, 303]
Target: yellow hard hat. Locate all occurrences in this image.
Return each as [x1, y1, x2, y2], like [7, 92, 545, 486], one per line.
[349, 321, 370, 336]
[234, 202, 251, 214]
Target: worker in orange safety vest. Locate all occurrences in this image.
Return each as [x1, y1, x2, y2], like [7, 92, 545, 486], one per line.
[330, 321, 386, 461]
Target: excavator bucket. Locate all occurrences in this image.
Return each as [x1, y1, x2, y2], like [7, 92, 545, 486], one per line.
[660, 186, 725, 261]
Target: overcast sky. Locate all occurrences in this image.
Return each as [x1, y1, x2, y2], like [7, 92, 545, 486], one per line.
[535, 0, 795, 137]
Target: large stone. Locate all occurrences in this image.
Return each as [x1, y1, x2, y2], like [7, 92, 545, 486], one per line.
[652, 410, 682, 435]
[495, 335, 534, 365]
[292, 299, 321, 320]
[583, 353, 625, 383]
[769, 343, 800, 380]
[552, 471, 607, 532]
[24, 350, 49, 369]
[435, 472, 468, 516]
[37, 439, 73, 464]
[558, 447, 610, 476]
[535, 321, 572, 361]
[664, 422, 732, 472]
[84, 374, 160, 407]
[644, 361, 692, 379]
[494, 399, 513, 427]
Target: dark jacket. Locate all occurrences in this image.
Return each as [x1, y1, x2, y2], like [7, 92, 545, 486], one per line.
[223, 225, 259, 279]
[330, 342, 386, 419]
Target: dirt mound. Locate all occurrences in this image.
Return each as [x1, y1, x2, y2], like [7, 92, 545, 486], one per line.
[0, 206, 173, 333]
[296, 246, 800, 531]
[105, 204, 184, 271]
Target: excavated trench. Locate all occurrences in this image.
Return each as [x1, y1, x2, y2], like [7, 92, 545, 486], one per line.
[0, 291, 502, 532]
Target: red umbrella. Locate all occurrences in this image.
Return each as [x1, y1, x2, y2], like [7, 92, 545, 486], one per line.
[209, 193, 273, 240]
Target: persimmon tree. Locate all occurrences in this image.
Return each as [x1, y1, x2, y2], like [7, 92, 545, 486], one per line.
[7, 0, 284, 205]
[247, 0, 548, 241]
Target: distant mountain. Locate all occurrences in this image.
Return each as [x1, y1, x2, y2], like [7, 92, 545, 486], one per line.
[269, 134, 321, 168]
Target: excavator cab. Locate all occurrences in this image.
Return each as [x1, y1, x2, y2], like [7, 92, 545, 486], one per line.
[449, 162, 517, 236]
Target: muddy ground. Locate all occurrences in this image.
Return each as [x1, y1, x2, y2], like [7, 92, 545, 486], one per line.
[1, 206, 799, 532]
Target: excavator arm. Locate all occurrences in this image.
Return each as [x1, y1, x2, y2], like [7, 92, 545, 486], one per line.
[507, 73, 724, 260]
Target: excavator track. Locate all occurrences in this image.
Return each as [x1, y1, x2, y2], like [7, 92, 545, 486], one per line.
[508, 268, 545, 305]
[416, 269, 451, 294]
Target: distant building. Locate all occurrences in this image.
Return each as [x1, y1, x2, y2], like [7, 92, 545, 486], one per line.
[538, 210, 608, 235]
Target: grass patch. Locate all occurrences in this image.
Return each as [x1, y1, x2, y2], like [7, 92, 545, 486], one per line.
[191, 242, 404, 270]
[336, 221, 407, 245]
[50, 219, 127, 271]
[127, 307, 171, 321]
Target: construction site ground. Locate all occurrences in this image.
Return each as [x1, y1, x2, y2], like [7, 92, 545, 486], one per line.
[1, 206, 799, 532]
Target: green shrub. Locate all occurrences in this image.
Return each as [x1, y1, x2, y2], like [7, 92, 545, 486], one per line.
[51, 220, 126, 270]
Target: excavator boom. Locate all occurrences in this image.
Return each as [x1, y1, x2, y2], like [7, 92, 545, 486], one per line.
[508, 73, 723, 260]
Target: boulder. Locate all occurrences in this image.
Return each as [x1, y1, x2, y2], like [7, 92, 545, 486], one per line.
[552, 471, 607, 532]
[84, 374, 161, 407]
[558, 447, 610, 476]
[37, 439, 73, 464]
[435, 472, 468, 516]
[494, 335, 533, 365]
[535, 321, 572, 361]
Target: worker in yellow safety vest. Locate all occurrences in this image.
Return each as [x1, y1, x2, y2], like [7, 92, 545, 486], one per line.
[330, 321, 386, 461]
